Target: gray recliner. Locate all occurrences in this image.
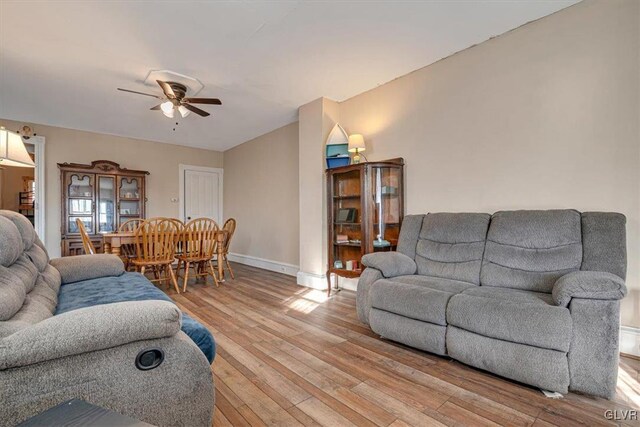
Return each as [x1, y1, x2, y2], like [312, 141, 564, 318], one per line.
[0, 211, 214, 426]
[357, 210, 626, 398]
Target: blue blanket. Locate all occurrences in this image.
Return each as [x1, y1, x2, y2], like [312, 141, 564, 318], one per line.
[56, 272, 215, 363]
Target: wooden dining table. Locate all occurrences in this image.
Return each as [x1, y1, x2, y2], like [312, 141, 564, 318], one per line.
[102, 230, 229, 282]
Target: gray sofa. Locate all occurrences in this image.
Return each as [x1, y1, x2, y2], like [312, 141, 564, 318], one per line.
[357, 210, 626, 398]
[0, 211, 214, 426]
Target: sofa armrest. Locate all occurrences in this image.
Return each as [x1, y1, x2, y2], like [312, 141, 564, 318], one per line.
[552, 271, 627, 307]
[50, 254, 124, 284]
[0, 300, 181, 370]
[361, 251, 417, 278]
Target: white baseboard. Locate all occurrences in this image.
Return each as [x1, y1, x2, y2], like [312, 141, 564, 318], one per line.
[620, 326, 640, 357]
[296, 271, 358, 292]
[227, 256, 359, 293]
[296, 271, 326, 290]
[227, 253, 299, 277]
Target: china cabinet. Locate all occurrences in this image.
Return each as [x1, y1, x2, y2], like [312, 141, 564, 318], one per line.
[59, 160, 149, 256]
[326, 158, 404, 296]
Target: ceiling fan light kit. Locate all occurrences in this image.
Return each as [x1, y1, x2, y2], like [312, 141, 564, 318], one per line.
[178, 105, 190, 118]
[117, 77, 221, 121]
[160, 101, 175, 118]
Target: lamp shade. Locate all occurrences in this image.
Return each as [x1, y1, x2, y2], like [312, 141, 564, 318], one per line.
[348, 134, 366, 152]
[0, 128, 34, 167]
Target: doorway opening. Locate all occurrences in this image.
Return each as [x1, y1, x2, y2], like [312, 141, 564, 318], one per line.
[0, 135, 45, 243]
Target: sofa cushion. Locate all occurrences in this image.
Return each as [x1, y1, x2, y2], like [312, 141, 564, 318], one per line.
[50, 254, 125, 285]
[581, 212, 627, 280]
[0, 266, 26, 322]
[370, 308, 447, 355]
[0, 211, 59, 325]
[447, 326, 570, 394]
[56, 272, 216, 363]
[415, 213, 490, 285]
[481, 210, 582, 292]
[447, 286, 572, 352]
[396, 214, 424, 259]
[2, 210, 37, 250]
[370, 276, 474, 326]
[0, 216, 23, 267]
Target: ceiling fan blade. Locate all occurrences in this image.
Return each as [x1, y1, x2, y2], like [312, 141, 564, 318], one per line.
[157, 80, 176, 99]
[117, 88, 162, 99]
[182, 103, 210, 117]
[150, 104, 162, 110]
[183, 97, 222, 105]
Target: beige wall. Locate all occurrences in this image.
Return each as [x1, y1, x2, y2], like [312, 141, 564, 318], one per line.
[339, 0, 640, 326]
[0, 119, 223, 257]
[223, 122, 300, 265]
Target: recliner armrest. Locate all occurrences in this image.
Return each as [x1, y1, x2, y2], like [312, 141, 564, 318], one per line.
[0, 300, 181, 370]
[50, 254, 124, 284]
[552, 271, 627, 307]
[361, 252, 417, 278]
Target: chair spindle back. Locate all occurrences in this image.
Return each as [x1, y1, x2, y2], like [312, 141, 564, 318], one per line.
[76, 218, 97, 255]
[134, 218, 179, 263]
[182, 218, 219, 260]
[222, 218, 236, 253]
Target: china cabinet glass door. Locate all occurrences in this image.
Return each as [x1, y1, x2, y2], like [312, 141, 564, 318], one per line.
[118, 176, 141, 219]
[67, 173, 94, 234]
[331, 169, 363, 273]
[369, 166, 402, 252]
[97, 176, 116, 233]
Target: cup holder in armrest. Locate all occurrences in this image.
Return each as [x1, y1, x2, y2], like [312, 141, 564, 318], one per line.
[135, 348, 164, 371]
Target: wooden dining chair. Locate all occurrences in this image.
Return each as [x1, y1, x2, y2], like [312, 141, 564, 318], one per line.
[148, 217, 185, 259]
[118, 218, 143, 270]
[220, 218, 237, 279]
[131, 218, 180, 293]
[76, 218, 97, 255]
[120, 218, 144, 232]
[169, 218, 185, 259]
[176, 218, 220, 292]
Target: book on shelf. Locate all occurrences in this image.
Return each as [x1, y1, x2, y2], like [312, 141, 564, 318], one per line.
[336, 234, 349, 243]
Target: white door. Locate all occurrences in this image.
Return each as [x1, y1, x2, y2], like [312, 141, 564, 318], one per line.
[182, 167, 222, 224]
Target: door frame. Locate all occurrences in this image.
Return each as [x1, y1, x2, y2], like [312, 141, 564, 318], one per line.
[22, 136, 46, 244]
[178, 164, 223, 223]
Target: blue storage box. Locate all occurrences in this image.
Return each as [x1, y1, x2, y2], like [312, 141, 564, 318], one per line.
[326, 156, 351, 169]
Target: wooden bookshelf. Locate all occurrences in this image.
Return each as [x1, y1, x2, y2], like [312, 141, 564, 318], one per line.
[326, 158, 404, 296]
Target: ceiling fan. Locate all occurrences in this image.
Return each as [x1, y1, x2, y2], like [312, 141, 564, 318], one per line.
[117, 80, 221, 118]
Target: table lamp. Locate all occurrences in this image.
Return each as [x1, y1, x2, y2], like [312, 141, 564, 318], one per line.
[348, 134, 366, 164]
[0, 127, 34, 167]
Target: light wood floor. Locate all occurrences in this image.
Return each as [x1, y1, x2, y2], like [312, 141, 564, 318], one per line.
[166, 263, 640, 427]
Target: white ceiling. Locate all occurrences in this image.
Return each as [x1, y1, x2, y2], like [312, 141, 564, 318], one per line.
[0, 1, 578, 151]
